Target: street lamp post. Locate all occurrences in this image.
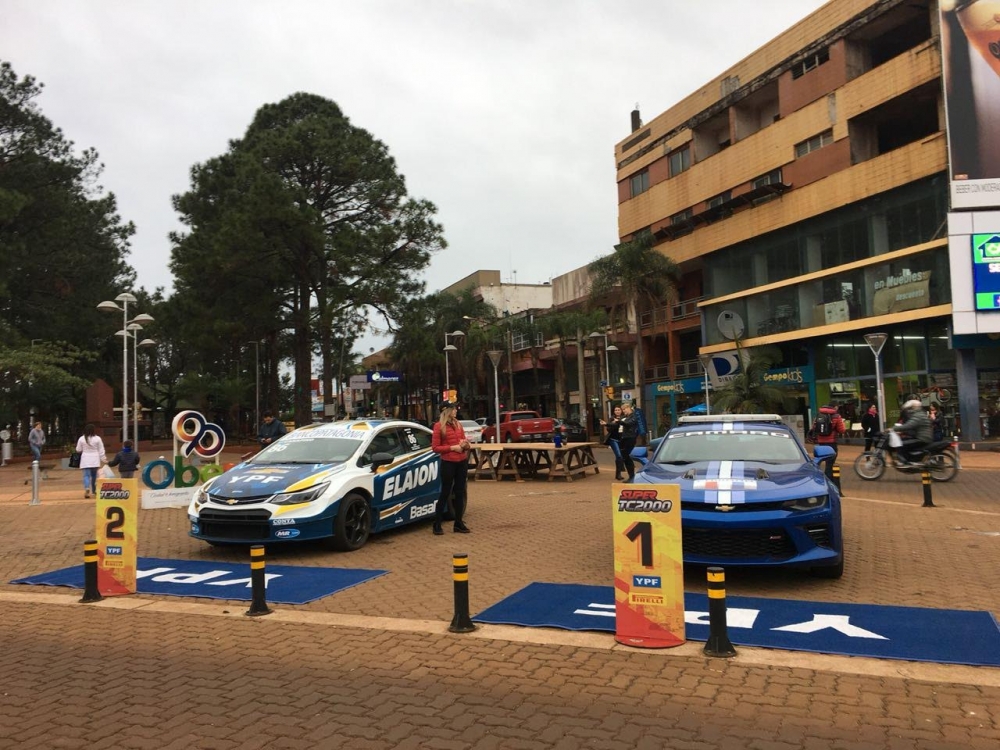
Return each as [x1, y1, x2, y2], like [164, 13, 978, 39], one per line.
[698, 353, 713, 416]
[588, 332, 619, 419]
[124, 321, 155, 445]
[98, 294, 152, 443]
[248, 341, 262, 433]
[443, 330, 465, 400]
[863, 333, 888, 434]
[486, 350, 503, 438]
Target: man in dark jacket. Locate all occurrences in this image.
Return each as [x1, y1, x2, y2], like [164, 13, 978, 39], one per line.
[860, 405, 879, 452]
[895, 399, 932, 465]
[258, 412, 286, 448]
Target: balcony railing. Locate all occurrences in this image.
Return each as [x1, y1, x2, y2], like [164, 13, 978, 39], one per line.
[639, 296, 706, 329]
[643, 358, 705, 383]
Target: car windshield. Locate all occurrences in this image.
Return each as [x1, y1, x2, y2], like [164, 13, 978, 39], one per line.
[460, 420, 479, 430]
[249, 427, 364, 465]
[656, 429, 805, 464]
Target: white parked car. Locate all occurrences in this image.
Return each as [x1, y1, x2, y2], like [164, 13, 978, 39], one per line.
[460, 419, 484, 443]
[187, 420, 440, 551]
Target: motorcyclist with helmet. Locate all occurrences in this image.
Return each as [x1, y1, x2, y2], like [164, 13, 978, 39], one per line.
[894, 399, 932, 466]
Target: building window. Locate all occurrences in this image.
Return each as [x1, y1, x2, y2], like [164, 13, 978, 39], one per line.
[707, 191, 732, 209]
[511, 330, 544, 352]
[629, 169, 649, 197]
[670, 208, 693, 226]
[752, 169, 783, 189]
[791, 48, 830, 79]
[668, 146, 691, 177]
[794, 130, 833, 158]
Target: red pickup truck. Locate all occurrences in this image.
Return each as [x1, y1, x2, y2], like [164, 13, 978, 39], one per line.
[481, 411, 557, 444]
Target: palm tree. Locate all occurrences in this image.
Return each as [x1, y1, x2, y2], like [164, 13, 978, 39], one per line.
[711, 341, 785, 414]
[589, 232, 680, 405]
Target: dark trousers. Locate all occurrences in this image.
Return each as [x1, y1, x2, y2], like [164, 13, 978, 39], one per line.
[608, 439, 624, 477]
[817, 442, 838, 479]
[864, 434, 875, 452]
[436, 459, 468, 527]
[618, 438, 636, 479]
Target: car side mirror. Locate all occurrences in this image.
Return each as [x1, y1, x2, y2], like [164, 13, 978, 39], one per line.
[813, 445, 835, 464]
[371, 452, 394, 472]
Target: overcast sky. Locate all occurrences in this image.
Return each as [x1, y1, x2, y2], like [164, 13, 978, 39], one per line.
[4, 0, 829, 354]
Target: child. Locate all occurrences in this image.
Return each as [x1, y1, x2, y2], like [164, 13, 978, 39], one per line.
[108, 439, 141, 479]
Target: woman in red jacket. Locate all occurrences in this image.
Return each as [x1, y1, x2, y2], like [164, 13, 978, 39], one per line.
[431, 402, 472, 535]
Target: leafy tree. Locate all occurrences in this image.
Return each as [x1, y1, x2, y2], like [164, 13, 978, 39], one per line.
[171, 93, 445, 426]
[0, 60, 136, 438]
[589, 232, 680, 405]
[711, 342, 785, 414]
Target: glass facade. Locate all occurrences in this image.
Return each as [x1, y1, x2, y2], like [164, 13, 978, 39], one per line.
[705, 175, 947, 298]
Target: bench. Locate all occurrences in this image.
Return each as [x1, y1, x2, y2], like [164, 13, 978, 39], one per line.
[25, 462, 56, 483]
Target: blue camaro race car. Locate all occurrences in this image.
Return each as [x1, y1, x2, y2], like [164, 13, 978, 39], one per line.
[631, 414, 843, 578]
[187, 420, 441, 551]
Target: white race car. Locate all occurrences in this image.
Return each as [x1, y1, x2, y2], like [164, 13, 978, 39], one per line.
[187, 420, 441, 551]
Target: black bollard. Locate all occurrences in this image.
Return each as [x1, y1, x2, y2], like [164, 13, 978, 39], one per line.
[831, 463, 842, 495]
[703, 566, 736, 658]
[245, 545, 272, 616]
[448, 553, 476, 633]
[80, 539, 103, 603]
[921, 469, 935, 508]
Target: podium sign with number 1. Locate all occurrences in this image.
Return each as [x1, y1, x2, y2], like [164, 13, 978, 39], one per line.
[95, 477, 139, 596]
[612, 483, 684, 648]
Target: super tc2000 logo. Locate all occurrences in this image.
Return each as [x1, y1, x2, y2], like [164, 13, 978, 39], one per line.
[141, 411, 231, 489]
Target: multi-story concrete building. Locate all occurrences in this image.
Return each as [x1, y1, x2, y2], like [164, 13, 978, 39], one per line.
[614, 0, 999, 441]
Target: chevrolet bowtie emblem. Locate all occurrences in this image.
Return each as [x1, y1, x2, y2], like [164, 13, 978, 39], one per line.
[226, 498, 238, 505]
[716, 505, 736, 512]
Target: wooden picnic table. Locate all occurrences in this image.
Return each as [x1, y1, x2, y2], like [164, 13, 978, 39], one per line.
[467, 442, 601, 482]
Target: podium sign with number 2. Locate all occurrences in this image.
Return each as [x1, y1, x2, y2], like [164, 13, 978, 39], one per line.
[95, 477, 139, 595]
[612, 483, 684, 648]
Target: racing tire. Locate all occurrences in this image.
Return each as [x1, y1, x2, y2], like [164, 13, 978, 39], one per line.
[328, 492, 371, 551]
[927, 450, 958, 483]
[811, 557, 844, 579]
[853, 452, 885, 481]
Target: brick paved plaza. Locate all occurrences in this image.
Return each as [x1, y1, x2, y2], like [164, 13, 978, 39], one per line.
[1, 445, 998, 748]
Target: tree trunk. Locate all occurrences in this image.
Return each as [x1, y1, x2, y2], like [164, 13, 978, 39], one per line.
[293, 282, 312, 427]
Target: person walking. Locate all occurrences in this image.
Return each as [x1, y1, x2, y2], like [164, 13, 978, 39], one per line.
[431, 403, 471, 535]
[812, 404, 846, 479]
[860, 404, 879, 452]
[75, 424, 107, 499]
[600, 405, 626, 480]
[28, 421, 45, 463]
[618, 401, 639, 480]
[108, 439, 141, 479]
[258, 411, 286, 448]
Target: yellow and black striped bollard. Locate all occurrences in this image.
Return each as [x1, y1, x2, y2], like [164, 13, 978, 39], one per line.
[703, 566, 736, 658]
[80, 539, 103, 603]
[448, 553, 476, 633]
[245, 545, 273, 616]
[921, 468, 935, 508]
[831, 463, 842, 495]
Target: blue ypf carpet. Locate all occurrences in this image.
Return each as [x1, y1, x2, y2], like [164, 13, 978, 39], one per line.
[11, 557, 387, 604]
[473, 582, 1000, 667]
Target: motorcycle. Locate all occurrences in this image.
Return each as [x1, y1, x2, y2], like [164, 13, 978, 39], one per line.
[853, 430, 958, 482]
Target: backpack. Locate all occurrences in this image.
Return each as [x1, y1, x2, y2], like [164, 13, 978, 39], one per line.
[634, 407, 647, 436]
[813, 413, 833, 437]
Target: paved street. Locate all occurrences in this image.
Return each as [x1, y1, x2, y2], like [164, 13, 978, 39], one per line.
[1, 444, 999, 748]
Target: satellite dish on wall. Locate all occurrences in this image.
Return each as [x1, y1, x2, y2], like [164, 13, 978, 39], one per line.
[717, 311, 745, 340]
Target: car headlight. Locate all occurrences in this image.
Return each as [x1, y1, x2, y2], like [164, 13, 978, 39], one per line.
[782, 495, 828, 511]
[193, 480, 217, 506]
[271, 482, 330, 506]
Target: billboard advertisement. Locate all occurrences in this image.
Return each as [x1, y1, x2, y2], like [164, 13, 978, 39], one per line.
[973, 233, 1000, 310]
[940, 1, 1000, 209]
